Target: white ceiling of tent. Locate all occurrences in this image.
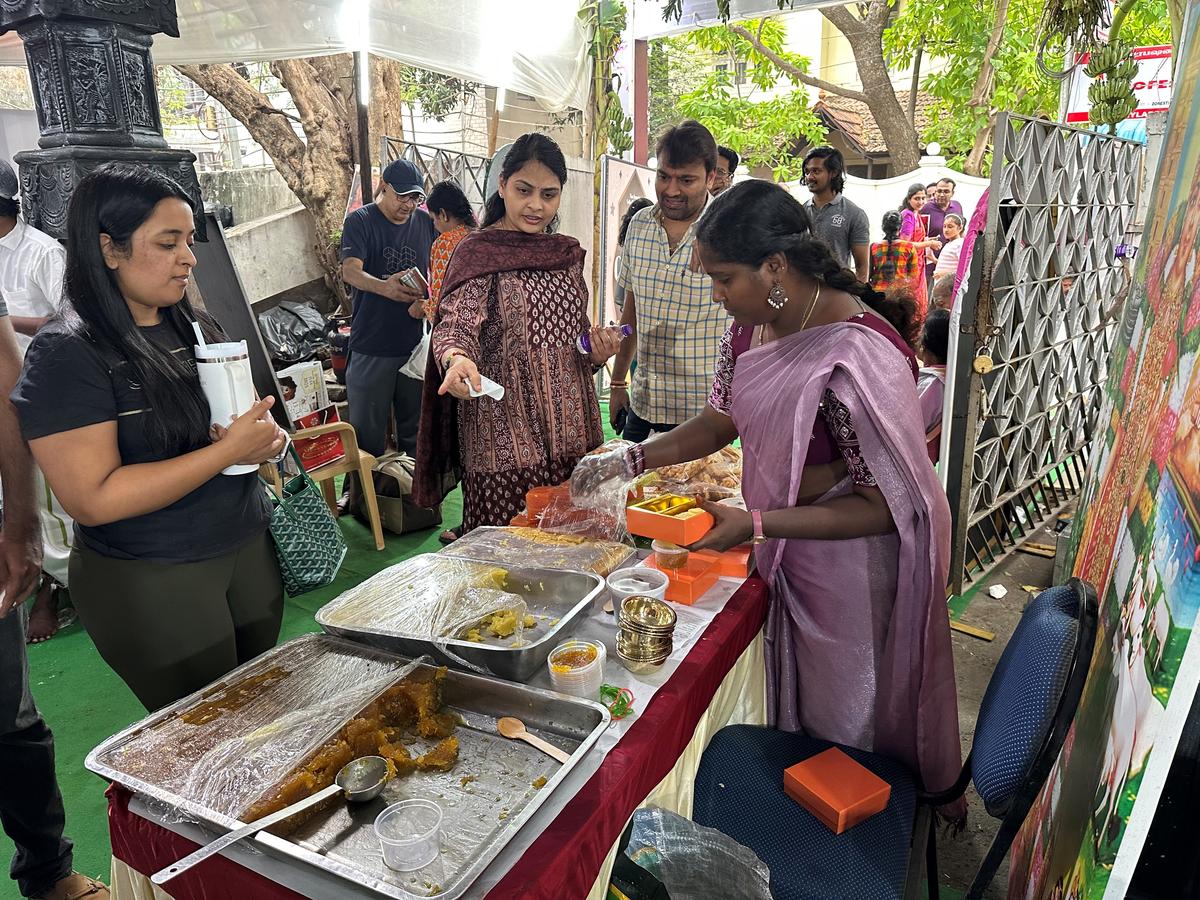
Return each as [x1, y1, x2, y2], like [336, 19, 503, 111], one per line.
[0, 0, 590, 111]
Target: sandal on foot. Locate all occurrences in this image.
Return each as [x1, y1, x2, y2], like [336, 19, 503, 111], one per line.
[26, 578, 59, 645]
[438, 526, 463, 545]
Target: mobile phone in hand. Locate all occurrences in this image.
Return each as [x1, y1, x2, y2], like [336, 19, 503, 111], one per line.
[614, 407, 628, 435]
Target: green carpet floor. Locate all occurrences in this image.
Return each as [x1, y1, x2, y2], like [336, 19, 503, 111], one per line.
[11, 488, 462, 898]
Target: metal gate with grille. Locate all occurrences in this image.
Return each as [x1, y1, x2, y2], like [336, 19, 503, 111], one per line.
[381, 138, 492, 211]
[943, 114, 1144, 593]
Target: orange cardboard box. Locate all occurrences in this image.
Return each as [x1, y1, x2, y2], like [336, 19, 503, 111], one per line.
[695, 545, 754, 579]
[646, 555, 720, 605]
[783, 747, 891, 834]
[626, 494, 713, 545]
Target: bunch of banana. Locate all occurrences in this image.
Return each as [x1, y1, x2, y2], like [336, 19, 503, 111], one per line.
[1085, 40, 1137, 129]
[1084, 40, 1131, 78]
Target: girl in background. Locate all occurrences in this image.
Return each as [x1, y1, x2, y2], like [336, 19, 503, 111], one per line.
[869, 210, 923, 301]
[424, 181, 477, 322]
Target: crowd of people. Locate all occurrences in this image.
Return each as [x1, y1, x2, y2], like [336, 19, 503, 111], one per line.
[0, 120, 972, 899]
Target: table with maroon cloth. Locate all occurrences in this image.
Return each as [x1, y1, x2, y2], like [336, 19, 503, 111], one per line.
[105, 577, 769, 900]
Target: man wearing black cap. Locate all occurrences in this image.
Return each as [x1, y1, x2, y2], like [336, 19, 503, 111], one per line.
[341, 158, 436, 459]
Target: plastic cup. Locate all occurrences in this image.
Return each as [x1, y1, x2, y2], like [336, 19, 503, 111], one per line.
[374, 799, 443, 871]
[652, 540, 689, 570]
[547, 639, 606, 698]
[607, 567, 669, 606]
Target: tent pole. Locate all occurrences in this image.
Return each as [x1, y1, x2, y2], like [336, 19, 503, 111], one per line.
[355, 50, 373, 203]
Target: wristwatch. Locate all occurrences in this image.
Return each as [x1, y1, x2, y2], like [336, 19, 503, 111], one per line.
[751, 510, 767, 545]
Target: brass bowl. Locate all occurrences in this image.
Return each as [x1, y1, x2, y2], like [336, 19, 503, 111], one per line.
[616, 648, 670, 674]
[616, 632, 673, 660]
[619, 595, 676, 633]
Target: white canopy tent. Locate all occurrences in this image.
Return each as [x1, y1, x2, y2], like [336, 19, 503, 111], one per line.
[0, 0, 591, 111]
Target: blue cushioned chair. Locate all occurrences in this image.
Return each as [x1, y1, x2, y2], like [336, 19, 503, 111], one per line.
[692, 578, 1098, 900]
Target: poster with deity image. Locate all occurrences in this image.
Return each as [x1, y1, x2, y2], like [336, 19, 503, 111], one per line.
[1007, 7, 1200, 897]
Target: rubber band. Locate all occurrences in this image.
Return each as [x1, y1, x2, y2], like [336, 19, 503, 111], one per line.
[600, 684, 635, 720]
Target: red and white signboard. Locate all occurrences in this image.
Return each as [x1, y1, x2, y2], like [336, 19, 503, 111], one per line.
[1065, 45, 1173, 124]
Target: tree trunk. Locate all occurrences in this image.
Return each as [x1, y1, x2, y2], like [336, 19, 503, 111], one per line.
[820, 3, 921, 173]
[177, 60, 357, 297]
[964, 114, 996, 176]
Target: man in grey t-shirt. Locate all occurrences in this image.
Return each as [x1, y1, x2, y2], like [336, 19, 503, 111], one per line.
[801, 146, 870, 281]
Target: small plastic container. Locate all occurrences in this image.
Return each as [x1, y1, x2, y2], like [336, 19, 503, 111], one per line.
[652, 540, 690, 570]
[607, 567, 669, 606]
[547, 639, 606, 698]
[374, 799, 443, 871]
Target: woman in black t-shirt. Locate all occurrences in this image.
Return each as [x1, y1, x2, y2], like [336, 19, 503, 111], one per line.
[12, 163, 288, 711]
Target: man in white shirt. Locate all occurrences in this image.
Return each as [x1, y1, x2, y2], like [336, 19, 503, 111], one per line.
[0, 159, 72, 643]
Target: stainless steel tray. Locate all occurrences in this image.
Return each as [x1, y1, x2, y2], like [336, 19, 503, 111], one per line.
[86, 634, 609, 899]
[315, 554, 605, 682]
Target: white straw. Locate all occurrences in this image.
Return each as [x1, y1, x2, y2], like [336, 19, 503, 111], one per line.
[192, 321, 207, 349]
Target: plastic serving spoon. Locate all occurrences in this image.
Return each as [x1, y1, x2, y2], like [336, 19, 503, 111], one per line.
[151, 755, 391, 885]
[497, 716, 570, 764]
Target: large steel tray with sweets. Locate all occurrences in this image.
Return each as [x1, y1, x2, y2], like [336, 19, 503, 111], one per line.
[315, 553, 605, 682]
[86, 634, 609, 899]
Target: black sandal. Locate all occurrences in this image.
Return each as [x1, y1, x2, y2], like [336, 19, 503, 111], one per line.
[438, 526, 463, 545]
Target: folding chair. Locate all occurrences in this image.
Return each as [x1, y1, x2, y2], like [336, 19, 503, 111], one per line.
[692, 578, 1099, 900]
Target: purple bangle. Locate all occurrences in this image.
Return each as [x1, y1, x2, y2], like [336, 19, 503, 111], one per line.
[624, 444, 646, 478]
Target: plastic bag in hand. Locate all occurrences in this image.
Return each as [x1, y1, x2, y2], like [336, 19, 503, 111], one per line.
[570, 439, 634, 504]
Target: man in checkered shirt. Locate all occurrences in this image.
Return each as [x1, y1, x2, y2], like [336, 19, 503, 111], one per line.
[609, 121, 729, 442]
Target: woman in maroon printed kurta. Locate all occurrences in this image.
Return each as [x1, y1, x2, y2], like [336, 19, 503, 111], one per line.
[413, 134, 621, 532]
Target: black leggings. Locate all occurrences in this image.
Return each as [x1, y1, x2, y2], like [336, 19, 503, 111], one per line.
[68, 532, 284, 711]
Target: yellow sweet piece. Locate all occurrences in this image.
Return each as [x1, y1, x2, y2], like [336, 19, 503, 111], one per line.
[470, 568, 510, 590]
[465, 629, 483, 643]
[523, 615, 536, 628]
[487, 609, 519, 638]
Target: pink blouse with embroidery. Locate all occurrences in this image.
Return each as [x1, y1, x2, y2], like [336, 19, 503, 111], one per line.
[708, 314, 918, 486]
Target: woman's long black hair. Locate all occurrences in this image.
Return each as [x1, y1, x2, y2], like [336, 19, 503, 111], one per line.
[482, 133, 568, 230]
[64, 162, 221, 454]
[877, 209, 903, 284]
[695, 179, 919, 348]
[426, 180, 478, 228]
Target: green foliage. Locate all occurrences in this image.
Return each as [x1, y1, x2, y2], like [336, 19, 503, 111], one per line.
[155, 67, 193, 128]
[1113, 0, 1174, 44]
[401, 68, 478, 122]
[885, 0, 1060, 171]
[673, 21, 825, 180]
[648, 36, 706, 141]
[583, 0, 634, 155]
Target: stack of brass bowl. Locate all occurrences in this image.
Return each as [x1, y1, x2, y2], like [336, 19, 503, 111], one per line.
[616, 595, 676, 674]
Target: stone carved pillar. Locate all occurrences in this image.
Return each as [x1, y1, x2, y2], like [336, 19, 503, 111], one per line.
[0, 0, 205, 239]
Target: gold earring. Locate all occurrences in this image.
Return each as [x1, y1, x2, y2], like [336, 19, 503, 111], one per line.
[767, 281, 788, 309]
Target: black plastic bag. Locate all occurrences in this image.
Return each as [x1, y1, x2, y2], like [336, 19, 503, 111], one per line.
[257, 301, 329, 365]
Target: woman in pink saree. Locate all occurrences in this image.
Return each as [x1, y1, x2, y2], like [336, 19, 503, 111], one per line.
[573, 180, 964, 806]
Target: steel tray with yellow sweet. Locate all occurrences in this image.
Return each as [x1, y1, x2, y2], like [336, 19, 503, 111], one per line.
[316, 554, 605, 682]
[86, 634, 609, 900]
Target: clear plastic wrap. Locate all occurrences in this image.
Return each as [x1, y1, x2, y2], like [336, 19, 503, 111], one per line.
[320, 556, 532, 647]
[95, 636, 424, 821]
[440, 526, 634, 577]
[625, 808, 773, 900]
[650, 445, 743, 501]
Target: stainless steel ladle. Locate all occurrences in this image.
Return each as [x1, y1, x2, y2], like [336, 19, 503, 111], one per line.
[151, 755, 390, 885]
